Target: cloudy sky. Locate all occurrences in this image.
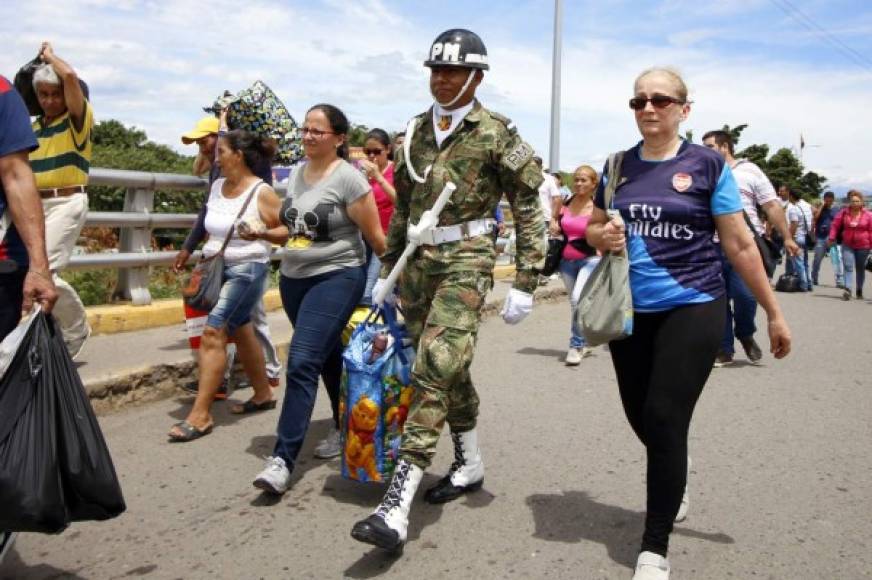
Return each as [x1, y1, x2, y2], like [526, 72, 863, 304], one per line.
[4, 0, 871, 192]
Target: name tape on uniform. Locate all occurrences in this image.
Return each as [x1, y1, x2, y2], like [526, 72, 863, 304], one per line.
[503, 141, 534, 171]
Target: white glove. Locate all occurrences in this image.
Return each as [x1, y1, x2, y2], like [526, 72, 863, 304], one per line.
[372, 278, 397, 307]
[500, 288, 533, 325]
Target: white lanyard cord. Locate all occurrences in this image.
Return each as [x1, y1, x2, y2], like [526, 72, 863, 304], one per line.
[404, 68, 477, 184]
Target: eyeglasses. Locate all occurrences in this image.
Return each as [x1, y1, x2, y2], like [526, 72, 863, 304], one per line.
[300, 127, 336, 138]
[363, 148, 384, 156]
[628, 95, 685, 111]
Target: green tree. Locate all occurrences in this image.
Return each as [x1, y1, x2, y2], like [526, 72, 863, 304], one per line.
[721, 123, 748, 148]
[348, 124, 370, 147]
[735, 135, 827, 199]
[90, 120, 199, 213]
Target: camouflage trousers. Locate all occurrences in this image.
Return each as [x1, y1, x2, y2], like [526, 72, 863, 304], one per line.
[398, 265, 493, 469]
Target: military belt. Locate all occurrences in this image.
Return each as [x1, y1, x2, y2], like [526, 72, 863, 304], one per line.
[417, 218, 496, 245]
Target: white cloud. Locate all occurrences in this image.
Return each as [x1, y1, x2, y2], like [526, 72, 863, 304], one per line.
[2, 0, 870, 192]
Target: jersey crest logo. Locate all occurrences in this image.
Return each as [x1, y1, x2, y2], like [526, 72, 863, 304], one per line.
[672, 172, 692, 192]
[437, 115, 452, 131]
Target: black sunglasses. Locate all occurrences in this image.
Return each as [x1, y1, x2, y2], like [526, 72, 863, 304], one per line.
[629, 95, 685, 111]
[363, 148, 384, 156]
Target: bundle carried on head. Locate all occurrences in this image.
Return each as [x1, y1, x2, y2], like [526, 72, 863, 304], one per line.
[205, 80, 303, 165]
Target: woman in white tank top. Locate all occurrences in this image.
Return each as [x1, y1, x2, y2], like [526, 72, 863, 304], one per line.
[169, 130, 283, 442]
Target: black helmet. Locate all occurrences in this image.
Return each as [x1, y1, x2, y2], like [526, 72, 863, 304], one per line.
[424, 28, 489, 71]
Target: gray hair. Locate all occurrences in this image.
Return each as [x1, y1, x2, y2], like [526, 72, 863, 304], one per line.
[32, 64, 60, 89]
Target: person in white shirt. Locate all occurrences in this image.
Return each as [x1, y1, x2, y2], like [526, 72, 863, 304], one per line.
[702, 130, 797, 366]
[787, 188, 814, 291]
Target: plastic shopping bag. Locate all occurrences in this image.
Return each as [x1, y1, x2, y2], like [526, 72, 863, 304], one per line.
[0, 311, 126, 533]
[340, 305, 414, 483]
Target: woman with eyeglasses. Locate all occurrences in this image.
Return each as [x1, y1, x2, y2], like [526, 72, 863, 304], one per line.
[251, 104, 386, 494]
[586, 68, 791, 580]
[357, 128, 396, 306]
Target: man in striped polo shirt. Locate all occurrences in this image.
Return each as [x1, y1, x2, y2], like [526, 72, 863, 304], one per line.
[28, 42, 92, 358]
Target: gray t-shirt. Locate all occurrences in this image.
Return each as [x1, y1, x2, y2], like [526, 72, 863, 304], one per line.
[279, 160, 370, 278]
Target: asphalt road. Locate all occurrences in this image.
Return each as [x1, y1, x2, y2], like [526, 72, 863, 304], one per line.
[2, 270, 871, 580]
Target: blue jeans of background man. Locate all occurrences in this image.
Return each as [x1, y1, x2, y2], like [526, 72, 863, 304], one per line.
[273, 266, 365, 470]
[719, 247, 757, 355]
[811, 238, 844, 287]
[842, 246, 870, 296]
[788, 240, 811, 291]
[559, 256, 600, 348]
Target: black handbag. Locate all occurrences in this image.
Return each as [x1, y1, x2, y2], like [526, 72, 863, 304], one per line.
[775, 273, 802, 293]
[743, 211, 778, 278]
[182, 180, 262, 311]
[539, 237, 566, 277]
[865, 253, 872, 274]
[13, 55, 90, 117]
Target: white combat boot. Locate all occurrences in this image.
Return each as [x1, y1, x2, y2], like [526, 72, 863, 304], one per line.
[424, 429, 485, 504]
[351, 460, 423, 553]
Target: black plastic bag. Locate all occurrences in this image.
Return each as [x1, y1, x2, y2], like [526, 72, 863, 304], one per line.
[0, 312, 125, 533]
[13, 56, 90, 117]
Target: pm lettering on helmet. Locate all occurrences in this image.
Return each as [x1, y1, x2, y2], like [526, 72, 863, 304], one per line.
[503, 141, 534, 172]
[431, 42, 461, 63]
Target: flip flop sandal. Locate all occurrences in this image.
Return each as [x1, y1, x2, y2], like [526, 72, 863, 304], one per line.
[230, 399, 278, 415]
[168, 421, 213, 442]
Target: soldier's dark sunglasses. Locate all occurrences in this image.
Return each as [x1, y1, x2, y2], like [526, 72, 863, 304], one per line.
[629, 95, 684, 110]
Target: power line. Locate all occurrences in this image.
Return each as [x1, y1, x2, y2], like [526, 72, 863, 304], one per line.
[767, 0, 872, 73]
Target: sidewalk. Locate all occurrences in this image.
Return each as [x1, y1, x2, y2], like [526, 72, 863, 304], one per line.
[77, 273, 567, 412]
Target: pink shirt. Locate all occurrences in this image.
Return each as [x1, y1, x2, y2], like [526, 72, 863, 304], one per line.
[369, 163, 395, 234]
[829, 208, 872, 250]
[560, 209, 592, 260]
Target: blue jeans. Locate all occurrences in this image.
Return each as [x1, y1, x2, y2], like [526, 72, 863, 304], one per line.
[788, 240, 811, 291]
[206, 261, 268, 332]
[360, 247, 381, 306]
[842, 246, 870, 295]
[559, 256, 600, 348]
[273, 266, 365, 469]
[720, 248, 757, 355]
[811, 238, 844, 286]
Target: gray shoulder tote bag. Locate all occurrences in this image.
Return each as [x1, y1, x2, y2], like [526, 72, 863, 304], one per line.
[577, 152, 634, 346]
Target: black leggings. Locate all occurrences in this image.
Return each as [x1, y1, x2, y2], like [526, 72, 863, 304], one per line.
[609, 297, 725, 557]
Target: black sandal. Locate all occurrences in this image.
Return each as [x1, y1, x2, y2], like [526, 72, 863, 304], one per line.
[230, 399, 277, 415]
[168, 421, 213, 442]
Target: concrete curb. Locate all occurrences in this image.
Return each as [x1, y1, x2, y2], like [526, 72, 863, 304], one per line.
[85, 279, 566, 413]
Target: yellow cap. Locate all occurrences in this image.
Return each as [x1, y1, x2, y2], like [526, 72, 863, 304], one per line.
[181, 116, 220, 144]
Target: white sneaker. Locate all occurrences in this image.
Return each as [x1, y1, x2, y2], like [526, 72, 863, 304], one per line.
[253, 456, 291, 495]
[0, 531, 17, 564]
[633, 551, 670, 580]
[314, 426, 342, 459]
[580, 346, 594, 358]
[675, 456, 691, 523]
[565, 347, 582, 366]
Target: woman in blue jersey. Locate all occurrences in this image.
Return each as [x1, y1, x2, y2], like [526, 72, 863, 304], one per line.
[586, 68, 791, 580]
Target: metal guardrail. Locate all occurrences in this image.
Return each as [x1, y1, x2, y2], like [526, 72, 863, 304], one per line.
[71, 167, 513, 305]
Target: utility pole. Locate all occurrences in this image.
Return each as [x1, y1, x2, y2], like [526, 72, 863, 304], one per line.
[548, 0, 563, 173]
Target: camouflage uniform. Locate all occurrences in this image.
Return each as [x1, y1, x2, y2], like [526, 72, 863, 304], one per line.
[382, 100, 545, 468]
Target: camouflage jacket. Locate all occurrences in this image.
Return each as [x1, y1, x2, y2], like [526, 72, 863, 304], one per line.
[384, 100, 545, 292]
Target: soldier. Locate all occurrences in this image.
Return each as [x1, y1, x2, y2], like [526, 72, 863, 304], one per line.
[350, 28, 545, 553]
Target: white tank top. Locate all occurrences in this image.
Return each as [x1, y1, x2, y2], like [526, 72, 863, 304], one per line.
[202, 178, 271, 263]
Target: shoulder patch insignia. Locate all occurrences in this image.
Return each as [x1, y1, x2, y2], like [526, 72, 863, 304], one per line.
[503, 141, 534, 172]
